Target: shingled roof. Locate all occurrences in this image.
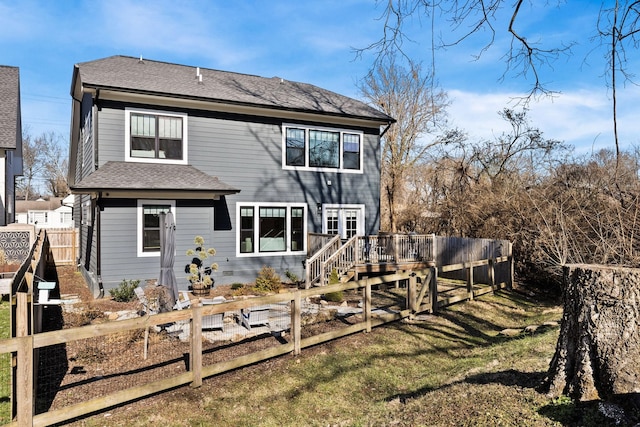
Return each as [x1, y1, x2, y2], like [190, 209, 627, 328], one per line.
[71, 161, 240, 196]
[0, 66, 21, 149]
[72, 55, 393, 123]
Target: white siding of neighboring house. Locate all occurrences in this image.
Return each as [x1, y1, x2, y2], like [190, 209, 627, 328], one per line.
[16, 195, 75, 228]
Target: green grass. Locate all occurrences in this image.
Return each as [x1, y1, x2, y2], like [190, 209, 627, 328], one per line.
[36, 289, 631, 426]
[0, 300, 11, 424]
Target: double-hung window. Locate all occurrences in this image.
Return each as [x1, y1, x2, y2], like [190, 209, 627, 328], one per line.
[137, 200, 175, 257]
[237, 203, 306, 256]
[283, 124, 363, 173]
[126, 109, 188, 164]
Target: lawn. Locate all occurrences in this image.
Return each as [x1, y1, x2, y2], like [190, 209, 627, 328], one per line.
[61, 288, 626, 427]
[1, 286, 629, 426]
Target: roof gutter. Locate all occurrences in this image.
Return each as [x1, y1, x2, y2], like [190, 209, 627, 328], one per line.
[82, 83, 394, 126]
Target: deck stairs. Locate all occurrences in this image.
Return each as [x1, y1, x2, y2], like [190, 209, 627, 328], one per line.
[305, 233, 435, 288]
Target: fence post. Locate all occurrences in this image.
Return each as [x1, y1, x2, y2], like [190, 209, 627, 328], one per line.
[364, 279, 372, 333]
[292, 291, 301, 355]
[430, 266, 438, 314]
[489, 258, 496, 292]
[16, 292, 33, 427]
[466, 263, 474, 301]
[508, 241, 514, 290]
[190, 301, 203, 388]
[408, 273, 417, 314]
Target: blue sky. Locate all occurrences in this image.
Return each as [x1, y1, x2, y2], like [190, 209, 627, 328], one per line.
[1, 0, 638, 155]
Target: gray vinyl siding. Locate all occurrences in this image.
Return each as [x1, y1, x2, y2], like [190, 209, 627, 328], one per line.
[98, 202, 216, 290]
[79, 93, 94, 179]
[187, 115, 381, 231]
[90, 103, 381, 289]
[77, 95, 101, 295]
[96, 107, 124, 164]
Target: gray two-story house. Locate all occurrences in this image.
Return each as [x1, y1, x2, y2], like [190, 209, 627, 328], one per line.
[68, 55, 393, 296]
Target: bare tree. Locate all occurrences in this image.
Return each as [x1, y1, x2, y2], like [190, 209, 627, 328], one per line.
[18, 130, 47, 200]
[363, 3, 640, 404]
[17, 131, 69, 199]
[43, 138, 70, 197]
[359, 56, 448, 232]
[360, 1, 640, 173]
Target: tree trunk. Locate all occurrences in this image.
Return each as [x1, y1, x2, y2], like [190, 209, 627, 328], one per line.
[544, 264, 640, 407]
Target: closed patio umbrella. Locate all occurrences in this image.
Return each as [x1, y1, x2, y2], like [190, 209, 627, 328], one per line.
[158, 212, 178, 310]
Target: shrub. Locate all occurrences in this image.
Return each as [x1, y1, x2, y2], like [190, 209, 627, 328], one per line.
[230, 282, 245, 290]
[254, 266, 282, 293]
[324, 268, 344, 303]
[109, 279, 140, 302]
[285, 269, 300, 284]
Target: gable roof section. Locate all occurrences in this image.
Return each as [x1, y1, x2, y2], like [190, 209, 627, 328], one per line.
[16, 197, 65, 213]
[70, 161, 240, 198]
[72, 55, 393, 124]
[0, 66, 21, 149]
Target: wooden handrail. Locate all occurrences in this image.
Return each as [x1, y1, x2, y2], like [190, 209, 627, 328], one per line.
[320, 235, 359, 286]
[305, 234, 341, 288]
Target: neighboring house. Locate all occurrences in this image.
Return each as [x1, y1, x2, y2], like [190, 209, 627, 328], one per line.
[0, 66, 23, 226]
[68, 55, 394, 295]
[16, 194, 74, 228]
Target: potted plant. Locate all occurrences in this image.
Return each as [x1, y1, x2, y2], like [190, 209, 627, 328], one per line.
[184, 236, 218, 296]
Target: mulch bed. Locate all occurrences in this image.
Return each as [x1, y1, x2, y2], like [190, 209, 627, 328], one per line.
[40, 264, 364, 419]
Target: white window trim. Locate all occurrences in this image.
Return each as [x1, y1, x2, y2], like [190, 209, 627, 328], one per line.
[125, 108, 188, 165]
[137, 200, 176, 257]
[235, 202, 307, 257]
[81, 200, 92, 226]
[321, 204, 366, 238]
[282, 123, 364, 174]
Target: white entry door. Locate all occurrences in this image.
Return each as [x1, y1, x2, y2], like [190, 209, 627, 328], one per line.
[323, 205, 364, 239]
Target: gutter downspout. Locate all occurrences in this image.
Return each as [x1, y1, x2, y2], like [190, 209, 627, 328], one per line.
[96, 193, 104, 298]
[93, 91, 99, 172]
[92, 92, 103, 298]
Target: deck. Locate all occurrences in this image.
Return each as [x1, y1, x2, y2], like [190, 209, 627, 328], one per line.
[306, 234, 513, 289]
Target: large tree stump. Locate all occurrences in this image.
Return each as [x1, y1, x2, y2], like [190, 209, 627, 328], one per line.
[544, 264, 640, 405]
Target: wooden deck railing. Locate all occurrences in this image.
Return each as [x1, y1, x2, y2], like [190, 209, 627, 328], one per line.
[307, 233, 336, 257]
[320, 235, 359, 285]
[305, 234, 342, 288]
[355, 234, 435, 265]
[311, 234, 437, 286]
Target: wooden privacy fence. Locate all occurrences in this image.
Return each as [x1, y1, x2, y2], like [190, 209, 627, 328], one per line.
[43, 228, 78, 266]
[1, 238, 513, 426]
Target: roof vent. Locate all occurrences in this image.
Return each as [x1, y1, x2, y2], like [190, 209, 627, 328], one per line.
[196, 67, 203, 83]
[139, 55, 143, 62]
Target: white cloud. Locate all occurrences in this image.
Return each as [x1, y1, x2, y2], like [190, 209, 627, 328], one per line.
[446, 86, 640, 154]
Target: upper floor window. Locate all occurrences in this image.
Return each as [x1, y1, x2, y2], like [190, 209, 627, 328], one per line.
[125, 109, 188, 164]
[283, 124, 363, 173]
